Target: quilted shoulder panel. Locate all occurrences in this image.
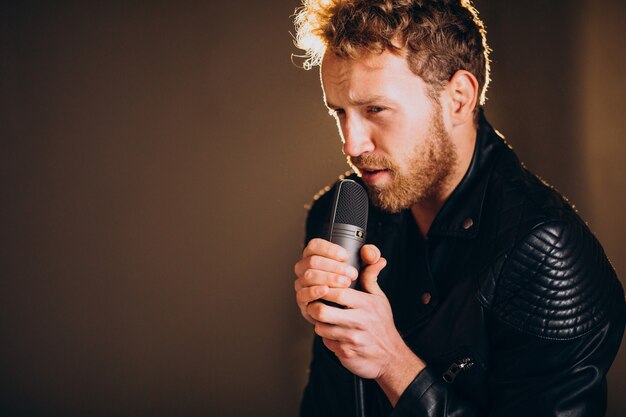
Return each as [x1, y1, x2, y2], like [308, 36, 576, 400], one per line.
[490, 219, 623, 340]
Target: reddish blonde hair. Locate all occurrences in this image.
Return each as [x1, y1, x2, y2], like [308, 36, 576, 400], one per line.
[294, 0, 491, 107]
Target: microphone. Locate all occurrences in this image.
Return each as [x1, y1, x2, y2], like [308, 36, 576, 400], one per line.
[326, 178, 369, 417]
[327, 179, 369, 289]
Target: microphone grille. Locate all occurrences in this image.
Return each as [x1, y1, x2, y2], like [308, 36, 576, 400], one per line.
[333, 179, 369, 229]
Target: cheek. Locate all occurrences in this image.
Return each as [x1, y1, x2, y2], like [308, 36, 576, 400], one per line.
[371, 108, 428, 161]
[371, 120, 403, 151]
[378, 126, 414, 164]
[390, 152, 411, 176]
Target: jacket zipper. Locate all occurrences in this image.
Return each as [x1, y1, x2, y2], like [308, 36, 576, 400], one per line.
[442, 357, 475, 383]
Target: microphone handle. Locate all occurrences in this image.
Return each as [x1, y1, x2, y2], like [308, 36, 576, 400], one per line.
[329, 234, 363, 290]
[329, 228, 368, 417]
[328, 223, 366, 290]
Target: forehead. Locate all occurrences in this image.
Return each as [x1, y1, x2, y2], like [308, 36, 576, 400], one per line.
[320, 50, 428, 104]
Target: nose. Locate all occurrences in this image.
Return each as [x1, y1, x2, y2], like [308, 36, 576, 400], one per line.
[340, 115, 374, 157]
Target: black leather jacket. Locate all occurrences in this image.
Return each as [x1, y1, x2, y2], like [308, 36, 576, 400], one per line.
[299, 116, 625, 417]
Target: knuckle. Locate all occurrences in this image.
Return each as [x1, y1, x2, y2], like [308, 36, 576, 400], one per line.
[345, 333, 358, 346]
[333, 274, 346, 287]
[299, 288, 316, 304]
[322, 336, 333, 350]
[314, 321, 323, 334]
[339, 345, 353, 358]
[312, 303, 326, 321]
[306, 300, 317, 315]
[295, 289, 306, 305]
[309, 238, 323, 251]
[309, 286, 322, 301]
[353, 320, 366, 331]
[294, 261, 306, 277]
[309, 255, 322, 269]
[332, 291, 345, 305]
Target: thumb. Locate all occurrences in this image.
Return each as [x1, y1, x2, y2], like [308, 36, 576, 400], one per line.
[359, 256, 387, 296]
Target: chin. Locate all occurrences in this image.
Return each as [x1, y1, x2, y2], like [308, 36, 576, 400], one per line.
[366, 187, 414, 213]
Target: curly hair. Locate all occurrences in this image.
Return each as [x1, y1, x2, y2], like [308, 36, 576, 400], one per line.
[293, 0, 491, 107]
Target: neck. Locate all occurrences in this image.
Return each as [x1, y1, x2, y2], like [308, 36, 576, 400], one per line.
[410, 124, 477, 238]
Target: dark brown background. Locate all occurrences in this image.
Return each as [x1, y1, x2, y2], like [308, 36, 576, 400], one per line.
[0, 1, 624, 416]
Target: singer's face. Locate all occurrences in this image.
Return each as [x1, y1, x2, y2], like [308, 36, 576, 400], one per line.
[320, 50, 457, 212]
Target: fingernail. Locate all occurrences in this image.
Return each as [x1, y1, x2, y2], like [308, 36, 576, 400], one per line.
[369, 246, 378, 259]
[338, 276, 349, 286]
[338, 248, 348, 259]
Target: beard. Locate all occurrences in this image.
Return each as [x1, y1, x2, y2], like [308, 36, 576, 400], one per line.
[348, 105, 458, 213]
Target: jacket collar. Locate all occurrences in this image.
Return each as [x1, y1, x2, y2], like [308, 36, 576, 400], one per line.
[427, 112, 505, 239]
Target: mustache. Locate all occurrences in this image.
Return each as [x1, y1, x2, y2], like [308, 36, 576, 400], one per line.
[348, 154, 397, 171]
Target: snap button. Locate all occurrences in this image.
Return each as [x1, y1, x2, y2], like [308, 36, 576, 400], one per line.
[421, 292, 432, 305]
[462, 217, 474, 230]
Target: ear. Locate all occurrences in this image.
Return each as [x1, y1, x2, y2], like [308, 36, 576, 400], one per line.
[443, 70, 479, 127]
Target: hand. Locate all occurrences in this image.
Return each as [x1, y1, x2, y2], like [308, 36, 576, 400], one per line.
[300, 243, 425, 404]
[294, 238, 359, 325]
[307, 244, 425, 401]
[305, 244, 398, 378]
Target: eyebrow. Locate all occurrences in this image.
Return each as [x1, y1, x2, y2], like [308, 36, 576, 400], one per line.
[326, 95, 389, 109]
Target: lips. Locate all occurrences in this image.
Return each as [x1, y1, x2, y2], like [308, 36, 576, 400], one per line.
[358, 166, 386, 174]
[358, 167, 390, 184]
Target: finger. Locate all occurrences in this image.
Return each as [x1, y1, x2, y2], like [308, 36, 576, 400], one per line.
[316, 323, 359, 348]
[303, 238, 349, 261]
[322, 337, 340, 352]
[321, 337, 345, 357]
[294, 255, 358, 281]
[321, 287, 370, 310]
[314, 321, 345, 342]
[359, 257, 387, 296]
[307, 296, 358, 326]
[295, 269, 352, 292]
[296, 285, 329, 307]
[360, 244, 381, 265]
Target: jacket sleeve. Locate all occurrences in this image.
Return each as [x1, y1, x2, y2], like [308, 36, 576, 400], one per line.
[392, 220, 625, 417]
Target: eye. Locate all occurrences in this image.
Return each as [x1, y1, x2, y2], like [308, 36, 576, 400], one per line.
[367, 106, 384, 114]
[329, 108, 345, 118]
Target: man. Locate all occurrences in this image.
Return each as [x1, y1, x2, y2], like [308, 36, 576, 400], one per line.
[292, 1, 625, 416]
